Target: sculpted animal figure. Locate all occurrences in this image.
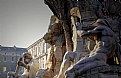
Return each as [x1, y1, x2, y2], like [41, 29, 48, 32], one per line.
[65, 19, 119, 78]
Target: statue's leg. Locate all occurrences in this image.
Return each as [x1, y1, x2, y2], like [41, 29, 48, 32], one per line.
[65, 62, 85, 78]
[65, 53, 107, 78]
[76, 60, 107, 73]
[57, 51, 74, 78]
[76, 53, 107, 67]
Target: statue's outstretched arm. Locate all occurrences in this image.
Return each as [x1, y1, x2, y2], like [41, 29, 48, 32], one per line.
[81, 25, 97, 31]
[81, 29, 101, 38]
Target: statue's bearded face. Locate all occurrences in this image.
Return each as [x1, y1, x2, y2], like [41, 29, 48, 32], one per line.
[23, 53, 32, 64]
[43, 23, 61, 45]
[24, 58, 31, 64]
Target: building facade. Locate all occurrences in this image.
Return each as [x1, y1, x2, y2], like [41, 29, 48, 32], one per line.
[0, 45, 27, 78]
[27, 38, 50, 69]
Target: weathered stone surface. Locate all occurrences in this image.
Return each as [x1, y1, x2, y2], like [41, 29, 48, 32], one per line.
[44, 0, 121, 78]
[37, 15, 66, 78]
[75, 65, 121, 78]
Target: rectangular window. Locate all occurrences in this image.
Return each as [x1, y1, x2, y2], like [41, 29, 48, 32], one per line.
[4, 56, 6, 62]
[36, 47, 38, 56]
[38, 47, 40, 53]
[43, 64, 44, 68]
[12, 57, 14, 62]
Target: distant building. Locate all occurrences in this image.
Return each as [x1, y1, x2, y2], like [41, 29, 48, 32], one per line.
[0, 45, 27, 78]
[27, 38, 50, 69]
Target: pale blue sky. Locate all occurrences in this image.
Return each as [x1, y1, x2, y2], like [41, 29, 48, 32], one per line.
[0, 0, 52, 48]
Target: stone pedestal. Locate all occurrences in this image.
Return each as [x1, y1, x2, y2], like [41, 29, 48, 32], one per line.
[76, 65, 121, 78]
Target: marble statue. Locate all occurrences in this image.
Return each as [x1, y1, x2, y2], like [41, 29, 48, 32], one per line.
[7, 52, 40, 78]
[6, 0, 121, 78]
[56, 7, 90, 78]
[43, 0, 121, 78]
[36, 15, 66, 78]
